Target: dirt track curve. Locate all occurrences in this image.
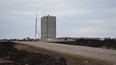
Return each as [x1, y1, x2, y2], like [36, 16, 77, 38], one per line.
[14, 41, 116, 65]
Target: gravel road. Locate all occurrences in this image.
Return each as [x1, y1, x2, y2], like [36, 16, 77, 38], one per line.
[15, 41, 116, 64]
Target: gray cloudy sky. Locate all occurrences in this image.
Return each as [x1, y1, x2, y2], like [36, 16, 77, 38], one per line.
[0, 0, 116, 39]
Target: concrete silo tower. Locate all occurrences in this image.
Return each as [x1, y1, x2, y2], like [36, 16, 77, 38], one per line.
[41, 15, 56, 40]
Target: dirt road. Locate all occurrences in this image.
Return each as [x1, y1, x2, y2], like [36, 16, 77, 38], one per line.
[14, 41, 116, 65]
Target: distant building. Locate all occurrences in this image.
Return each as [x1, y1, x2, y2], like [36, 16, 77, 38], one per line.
[41, 15, 56, 40]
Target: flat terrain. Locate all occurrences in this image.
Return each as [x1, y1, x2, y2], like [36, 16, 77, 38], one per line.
[14, 41, 116, 65]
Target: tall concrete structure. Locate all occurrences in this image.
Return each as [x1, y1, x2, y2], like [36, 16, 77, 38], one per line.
[41, 15, 56, 40]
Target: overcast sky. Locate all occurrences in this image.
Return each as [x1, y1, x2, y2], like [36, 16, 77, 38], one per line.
[0, 0, 116, 39]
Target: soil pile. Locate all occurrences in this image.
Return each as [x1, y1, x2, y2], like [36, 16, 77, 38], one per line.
[0, 41, 67, 65]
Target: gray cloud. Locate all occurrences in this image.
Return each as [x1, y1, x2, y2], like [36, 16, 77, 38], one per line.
[0, 0, 116, 39]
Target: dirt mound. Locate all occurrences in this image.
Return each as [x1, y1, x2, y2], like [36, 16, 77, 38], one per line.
[0, 41, 67, 65]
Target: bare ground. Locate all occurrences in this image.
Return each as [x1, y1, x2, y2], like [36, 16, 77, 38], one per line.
[14, 42, 114, 65]
[0, 42, 66, 65]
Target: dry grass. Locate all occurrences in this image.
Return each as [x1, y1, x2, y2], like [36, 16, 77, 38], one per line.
[14, 42, 113, 65]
